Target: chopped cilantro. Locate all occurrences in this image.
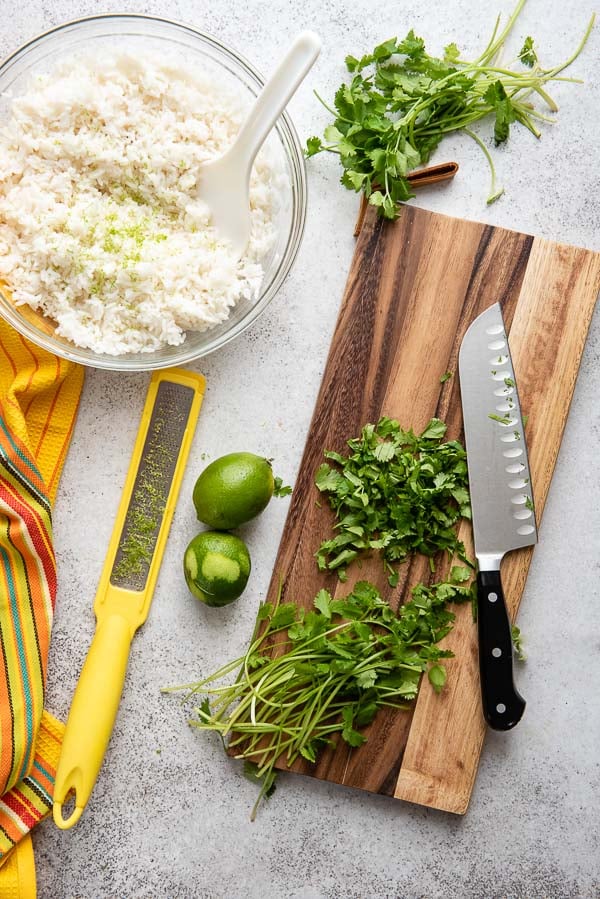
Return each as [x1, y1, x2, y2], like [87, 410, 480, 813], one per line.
[511, 624, 526, 660]
[273, 476, 293, 498]
[315, 417, 471, 579]
[428, 664, 447, 693]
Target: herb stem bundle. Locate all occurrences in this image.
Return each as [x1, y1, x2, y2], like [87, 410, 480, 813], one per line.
[306, 1, 594, 215]
[168, 574, 474, 819]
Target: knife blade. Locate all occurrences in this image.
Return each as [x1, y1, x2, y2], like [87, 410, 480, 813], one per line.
[458, 302, 537, 731]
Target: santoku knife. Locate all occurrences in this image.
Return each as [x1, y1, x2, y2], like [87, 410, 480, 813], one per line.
[458, 303, 537, 730]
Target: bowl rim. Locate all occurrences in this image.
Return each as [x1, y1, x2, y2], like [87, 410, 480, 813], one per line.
[0, 13, 308, 371]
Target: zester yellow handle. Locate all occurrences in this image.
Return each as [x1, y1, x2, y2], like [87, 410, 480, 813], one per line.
[53, 614, 132, 829]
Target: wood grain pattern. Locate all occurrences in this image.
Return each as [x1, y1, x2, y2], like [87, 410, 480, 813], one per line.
[269, 205, 600, 812]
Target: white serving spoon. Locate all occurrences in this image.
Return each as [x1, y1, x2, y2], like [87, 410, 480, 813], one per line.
[197, 31, 321, 258]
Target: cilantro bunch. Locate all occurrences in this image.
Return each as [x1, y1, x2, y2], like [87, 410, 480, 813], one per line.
[306, 0, 594, 217]
[175, 574, 473, 819]
[315, 418, 471, 583]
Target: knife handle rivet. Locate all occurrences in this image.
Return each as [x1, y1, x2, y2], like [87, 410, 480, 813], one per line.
[492, 647, 502, 658]
[496, 703, 506, 714]
[488, 592, 498, 602]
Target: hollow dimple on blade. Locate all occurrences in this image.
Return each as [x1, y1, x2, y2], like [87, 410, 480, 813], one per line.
[110, 381, 194, 591]
[459, 303, 537, 560]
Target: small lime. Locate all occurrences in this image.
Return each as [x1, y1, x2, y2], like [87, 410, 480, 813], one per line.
[193, 452, 274, 530]
[183, 531, 251, 607]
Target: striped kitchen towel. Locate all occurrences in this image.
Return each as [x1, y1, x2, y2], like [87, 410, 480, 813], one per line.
[0, 319, 84, 892]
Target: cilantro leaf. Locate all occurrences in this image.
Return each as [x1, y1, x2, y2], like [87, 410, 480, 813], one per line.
[305, 136, 323, 157]
[273, 476, 293, 498]
[428, 664, 447, 693]
[421, 418, 447, 440]
[269, 604, 298, 631]
[444, 42, 461, 63]
[314, 588, 332, 619]
[396, 30, 426, 58]
[341, 707, 368, 747]
[315, 463, 343, 492]
[355, 668, 378, 689]
[450, 565, 472, 583]
[519, 36, 537, 68]
[341, 170, 369, 192]
[484, 80, 517, 144]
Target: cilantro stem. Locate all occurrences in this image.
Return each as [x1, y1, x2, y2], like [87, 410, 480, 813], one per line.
[475, 0, 528, 66]
[541, 13, 595, 80]
[463, 128, 504, 203]
[313, 89, 350, 123]
[528, 85, 559, 112]
[474, 13, 502, 66]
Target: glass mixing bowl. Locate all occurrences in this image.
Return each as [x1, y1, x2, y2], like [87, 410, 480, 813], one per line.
[0, 15, 307, 370]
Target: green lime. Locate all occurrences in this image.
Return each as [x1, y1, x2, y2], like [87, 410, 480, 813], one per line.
[193, 452, 274, 530]
[183, 531, 251, 607]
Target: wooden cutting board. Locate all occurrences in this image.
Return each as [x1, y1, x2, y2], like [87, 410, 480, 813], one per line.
[268, 204, 600, 814]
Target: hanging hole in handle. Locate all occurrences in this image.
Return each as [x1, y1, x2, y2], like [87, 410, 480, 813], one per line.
[53, 788, 84, 830]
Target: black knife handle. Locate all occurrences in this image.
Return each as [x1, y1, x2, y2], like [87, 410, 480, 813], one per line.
[477, 570, 526, 730]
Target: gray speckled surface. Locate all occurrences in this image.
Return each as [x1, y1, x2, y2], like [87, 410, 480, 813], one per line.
[1, 1, 599, 897]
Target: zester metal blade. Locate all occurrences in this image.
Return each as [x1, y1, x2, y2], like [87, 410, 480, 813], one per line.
[458, 303, 537, 568]
[110, 379, 194, 592]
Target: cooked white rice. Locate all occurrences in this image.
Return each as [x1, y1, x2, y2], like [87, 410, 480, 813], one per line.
[0, 53, 280, 355]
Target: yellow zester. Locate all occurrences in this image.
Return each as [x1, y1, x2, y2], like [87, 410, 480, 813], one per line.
[53, 368, 205, 829]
